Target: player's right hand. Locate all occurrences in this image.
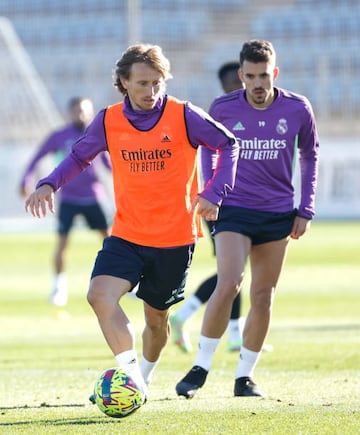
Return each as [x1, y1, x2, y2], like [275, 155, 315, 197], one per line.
[192, 195, 219, 221]
[25, 184, 55, 218]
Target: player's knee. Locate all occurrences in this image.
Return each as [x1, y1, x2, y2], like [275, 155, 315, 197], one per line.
[252, 286, 275, 312]
[87, 285, 100, 308]
[144, 309, 168, 334]
[217, 273, 244, 297]
[87, 282, 112, 311]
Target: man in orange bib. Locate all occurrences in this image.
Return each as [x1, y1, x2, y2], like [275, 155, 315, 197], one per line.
[25, 44, 239, 400]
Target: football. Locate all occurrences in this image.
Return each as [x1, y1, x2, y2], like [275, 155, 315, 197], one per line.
[92, 367, 146, 418]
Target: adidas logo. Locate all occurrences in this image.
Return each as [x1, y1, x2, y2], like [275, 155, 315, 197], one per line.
[233, 121, 245, 131]
[161, 135, 171, 142]
[165, 289, 178, 305]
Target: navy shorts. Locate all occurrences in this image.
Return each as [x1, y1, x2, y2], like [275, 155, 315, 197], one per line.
[204, 220, 216, 256]
[58, 201, 108, 235]
[91, 236, 195, 310]
[214, 206, 297, 245]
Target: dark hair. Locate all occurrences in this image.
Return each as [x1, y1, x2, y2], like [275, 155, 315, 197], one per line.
[239, 39, 276, 66]
[217, 61, 240, 82]
[113, 44, 173, 95]
[67, 97, 89, 110]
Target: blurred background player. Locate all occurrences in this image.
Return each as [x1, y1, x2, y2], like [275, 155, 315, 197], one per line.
[217, 61, 244, 93]
[170, 61, 245, 353]
[19, 97, 111, 306]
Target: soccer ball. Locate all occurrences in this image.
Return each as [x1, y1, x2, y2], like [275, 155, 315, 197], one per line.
[92, 367, 146, 418]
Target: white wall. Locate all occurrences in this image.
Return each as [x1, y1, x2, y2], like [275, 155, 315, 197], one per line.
[310, 138, 360, 220]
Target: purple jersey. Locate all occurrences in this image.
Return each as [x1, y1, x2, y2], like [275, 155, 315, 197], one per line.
[36, 95, 239, 207]
[204, 87, 319, 219]
[21, 124, 111, 204]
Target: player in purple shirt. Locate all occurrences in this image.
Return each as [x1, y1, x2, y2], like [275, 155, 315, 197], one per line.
[176, 39, 319, 399]
[20, 97, 111, 306]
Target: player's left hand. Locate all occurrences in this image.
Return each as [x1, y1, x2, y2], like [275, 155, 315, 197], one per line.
[192, 195, 219, 221]
[25, 184, 55, 218]
[290, 216, 311, 239]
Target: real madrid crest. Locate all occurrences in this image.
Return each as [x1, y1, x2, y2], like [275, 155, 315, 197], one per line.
[276, 118, 288, 135]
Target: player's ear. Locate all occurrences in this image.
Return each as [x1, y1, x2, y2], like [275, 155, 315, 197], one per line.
[273, 66, 280, 81]
[119, 77, 128, 90]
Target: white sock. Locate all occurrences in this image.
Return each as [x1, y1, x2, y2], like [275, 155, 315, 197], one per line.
[194, 335, 220, 371]
[235, 346, 261, 379]
[115, 349, 140, 375]
[50, 273, 68, 305]
[239, 316, 245, 337]
[115, 350, 148, 398]
[227, 318, 242, 343]
[174, 295, 202, 322]
[53, 273, 67, 291]
[140, 355, 159, 386]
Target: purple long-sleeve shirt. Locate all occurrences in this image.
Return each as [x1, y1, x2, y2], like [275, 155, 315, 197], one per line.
[21, 123, 111, 204]
[37, 95, 239, 207]
[203, 87, 319, 219]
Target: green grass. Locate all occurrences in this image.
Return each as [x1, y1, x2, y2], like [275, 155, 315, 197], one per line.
[0, 221, 359, 434]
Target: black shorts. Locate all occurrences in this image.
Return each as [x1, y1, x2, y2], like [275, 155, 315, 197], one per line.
[204, 220, 216, 256]
[91, 236, 195, 310]
[58, 201, 108, 235]
[214, 206, 297, 245]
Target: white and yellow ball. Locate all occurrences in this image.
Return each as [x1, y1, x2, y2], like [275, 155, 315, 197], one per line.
[93, 367, 145, 418]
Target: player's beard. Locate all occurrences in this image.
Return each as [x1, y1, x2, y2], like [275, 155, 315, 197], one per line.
[249, 88, 274, 108]
[251, 88, 266, 105]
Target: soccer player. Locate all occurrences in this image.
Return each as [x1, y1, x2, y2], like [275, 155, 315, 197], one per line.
[217, 61, 244, 94]
[24, 44, 239, 399]
[170, 61, 245, 353]
[19, 97, 111, 306]
[176, 39, 319, 398]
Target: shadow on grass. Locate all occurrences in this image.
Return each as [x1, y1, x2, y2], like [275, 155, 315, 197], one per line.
[0, 395, 174, 413]
[0, 403, 121, 427]
[0, 417, 115, 427]
[0, 396, 175, 427]
[0, 403, 85, 411]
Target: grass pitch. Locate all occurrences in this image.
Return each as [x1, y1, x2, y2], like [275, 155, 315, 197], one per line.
[0, 221, 359, 434]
